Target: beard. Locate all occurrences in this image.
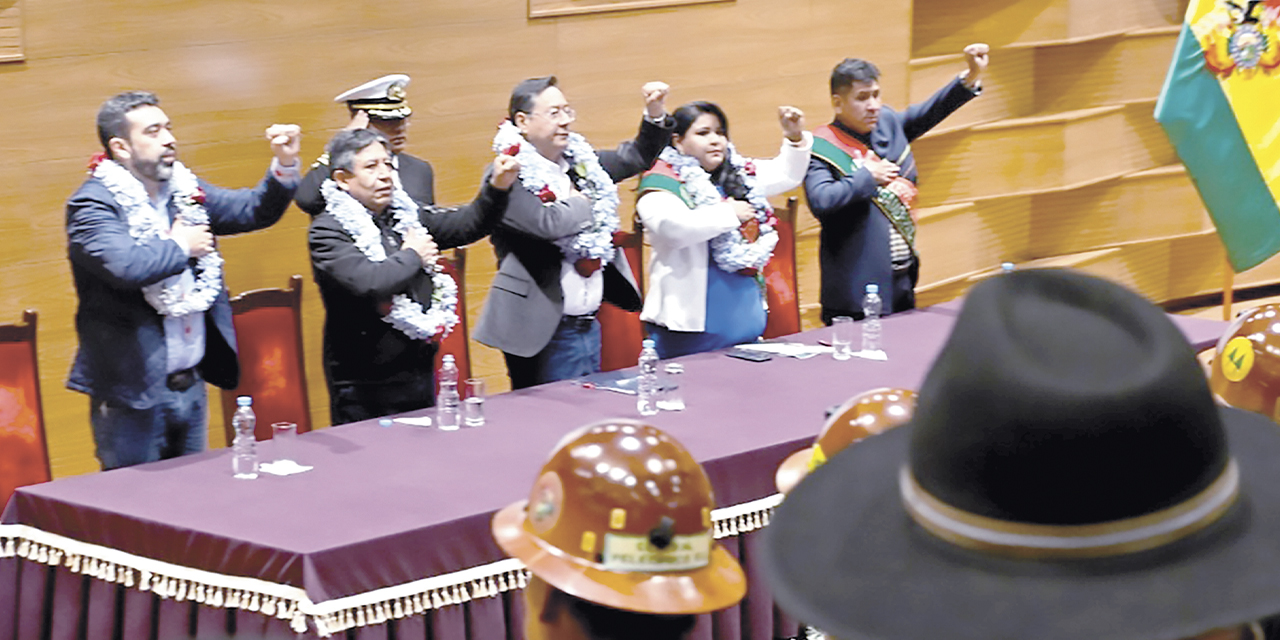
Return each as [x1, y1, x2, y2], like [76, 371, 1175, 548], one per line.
[132, 154, 175, 184]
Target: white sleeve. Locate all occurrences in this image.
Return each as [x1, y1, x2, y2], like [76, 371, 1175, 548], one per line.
[753, 131, 813, 197]
[637, 190, 740, 251]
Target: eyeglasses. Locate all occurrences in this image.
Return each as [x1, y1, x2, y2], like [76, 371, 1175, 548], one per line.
[528, 106, 576, 123]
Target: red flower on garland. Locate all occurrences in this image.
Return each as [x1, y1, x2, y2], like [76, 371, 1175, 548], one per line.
[502, 144, 521, 157]
[192, 188, 206, 205]
[744, 161, 757, 176]
[537, 185, 557, 203]
[87, 152, 108, 173]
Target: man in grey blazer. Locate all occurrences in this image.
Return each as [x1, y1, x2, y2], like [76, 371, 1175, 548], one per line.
[474, 77, 673, 389]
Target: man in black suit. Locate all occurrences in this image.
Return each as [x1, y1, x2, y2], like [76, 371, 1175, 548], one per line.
[309, 128, 518, 425]
[295, 74, 435, 215]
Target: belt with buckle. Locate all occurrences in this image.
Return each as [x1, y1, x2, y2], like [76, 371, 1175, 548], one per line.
[562, 314, 596, 331]
[166, 368, 198, 392]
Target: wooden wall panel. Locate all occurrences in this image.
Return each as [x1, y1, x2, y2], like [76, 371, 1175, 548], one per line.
[0, 0, 906, 479]
[908, 48, 1035, 133]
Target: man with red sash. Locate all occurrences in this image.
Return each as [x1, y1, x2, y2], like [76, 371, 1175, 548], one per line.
[806, 44, 988, 324]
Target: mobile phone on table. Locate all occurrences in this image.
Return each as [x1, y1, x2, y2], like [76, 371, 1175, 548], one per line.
[725, 347, 772, 362]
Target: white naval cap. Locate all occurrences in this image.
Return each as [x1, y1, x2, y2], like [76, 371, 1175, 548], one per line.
[334, 74, 412, 120]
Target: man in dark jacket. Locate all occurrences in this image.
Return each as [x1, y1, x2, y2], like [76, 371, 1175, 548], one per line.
[67, 90, 301, 470]
[309, 128, 518, 425]
[806, 44, 988, 324]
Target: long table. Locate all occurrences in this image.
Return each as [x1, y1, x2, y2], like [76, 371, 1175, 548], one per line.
[0, 307, 1228, 640]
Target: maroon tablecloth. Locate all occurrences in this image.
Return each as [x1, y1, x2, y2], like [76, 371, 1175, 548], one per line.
[1, 307, 1228, 639]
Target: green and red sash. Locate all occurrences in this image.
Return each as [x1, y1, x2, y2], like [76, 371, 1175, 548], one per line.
[638, 161, 696, 208]
[812, 124, 918, 252]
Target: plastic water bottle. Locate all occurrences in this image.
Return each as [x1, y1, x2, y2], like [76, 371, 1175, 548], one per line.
[436, 355, 460, 431]
[637, 339, 660, 416]
[861, 283, 883, 354]
[231, 396, 258, 479]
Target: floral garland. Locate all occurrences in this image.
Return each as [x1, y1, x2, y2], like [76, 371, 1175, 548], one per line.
[491, 120, 619, 263]
[90, 156, 225, 317]
[320, 180, 458, 341]
[658, 145, 779, 272]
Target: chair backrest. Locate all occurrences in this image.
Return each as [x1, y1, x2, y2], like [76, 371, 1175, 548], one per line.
[762, 197, 802, 339]
[0, 310, 51, 510]
[598, 230, 646, 372]
[434, 248, 472, 391]
[220, 276, 311, 446]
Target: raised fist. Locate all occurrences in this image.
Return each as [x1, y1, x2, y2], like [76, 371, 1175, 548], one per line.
[642, 82, 670, 119]
[778, 106, 806, 143]
[489, 155, 521, 190]
[265, 124, 302, 167]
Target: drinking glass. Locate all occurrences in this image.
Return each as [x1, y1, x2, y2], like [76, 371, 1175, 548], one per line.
[832, 316, 855, 360]
[463, 379, 486, 427]
[271, 422, 298, 464]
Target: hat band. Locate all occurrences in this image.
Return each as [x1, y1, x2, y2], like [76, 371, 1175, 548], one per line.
[899, 461, 1239, 559]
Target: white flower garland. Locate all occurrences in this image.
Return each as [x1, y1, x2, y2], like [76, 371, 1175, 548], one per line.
[92, 159, 225, 317]
[658, 145, 779, 272]
[320, 180, 459, 341]
[491, 120, 619, 263]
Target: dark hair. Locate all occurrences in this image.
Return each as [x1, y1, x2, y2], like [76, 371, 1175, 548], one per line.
[326, 128, 389, 173]
[669, 101, 746, 200]
[509, 76, 559, 121]
[97, 91, 160, 157]
[671, 101, 729, 139]
[830, 58, 881, 95]
[547, 587, 697, 640]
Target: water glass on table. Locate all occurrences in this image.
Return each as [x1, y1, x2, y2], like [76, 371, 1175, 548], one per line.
[657, 363, 685, 411]
[463, 378, 486, 427]
[832, 316, 855, 360]
[271, 422, 298, 464]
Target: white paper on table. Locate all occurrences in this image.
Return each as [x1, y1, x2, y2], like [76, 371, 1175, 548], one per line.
[853, 349, 888, 361]
[258, 460, 314, 476]
[734, 342, 833, 359]
[394, 416, 433, 427]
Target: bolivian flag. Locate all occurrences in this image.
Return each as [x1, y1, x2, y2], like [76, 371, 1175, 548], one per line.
[1155, 0, 1280, 272]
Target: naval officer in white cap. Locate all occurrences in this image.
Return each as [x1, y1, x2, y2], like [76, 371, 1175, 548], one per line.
[296, 74, 435, 215]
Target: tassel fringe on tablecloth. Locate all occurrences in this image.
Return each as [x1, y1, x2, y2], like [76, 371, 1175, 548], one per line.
[0, 493, 784, 637]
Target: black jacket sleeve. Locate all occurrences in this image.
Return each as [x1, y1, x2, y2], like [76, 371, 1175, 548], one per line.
[598, 116, 675, 182]
[421, 182, 511, 250]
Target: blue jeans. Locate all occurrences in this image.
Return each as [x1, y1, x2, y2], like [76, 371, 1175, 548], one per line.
[90, 379, 207, 471]
[505, 315, 602, 390]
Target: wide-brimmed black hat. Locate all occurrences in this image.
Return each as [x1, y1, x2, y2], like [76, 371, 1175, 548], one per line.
[763, 269, 1280, 640]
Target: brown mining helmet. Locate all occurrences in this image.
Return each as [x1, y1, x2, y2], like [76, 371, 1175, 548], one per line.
[492, 420, 746, 615]
[1210, 304, 1280, 422]
[775, 388, 918, 494]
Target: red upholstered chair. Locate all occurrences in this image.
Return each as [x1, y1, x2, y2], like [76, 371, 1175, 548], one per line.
[762, 197, 802, 339]
[0, 310, 51, 510]
[598, 231, 646, 372]
[220, 276, 312, 445]
[434, 248, 472, 390]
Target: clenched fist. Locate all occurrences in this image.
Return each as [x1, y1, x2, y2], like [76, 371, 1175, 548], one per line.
[265, 124, 302, 167]
[962, 43, 990, 89]
[489, 155, 521, 190]
[778, 106, 806, 143]
[642, 82, 670, 120]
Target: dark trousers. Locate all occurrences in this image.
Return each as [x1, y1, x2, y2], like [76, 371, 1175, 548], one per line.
[822, 260, 918, 325]
[329, 371, 436, 426]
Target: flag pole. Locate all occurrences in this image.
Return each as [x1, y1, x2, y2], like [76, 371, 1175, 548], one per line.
[1223, 253, 1234, 321]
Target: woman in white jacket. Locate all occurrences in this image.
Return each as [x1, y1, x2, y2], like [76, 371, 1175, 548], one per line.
[636, 101, 812, 358]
